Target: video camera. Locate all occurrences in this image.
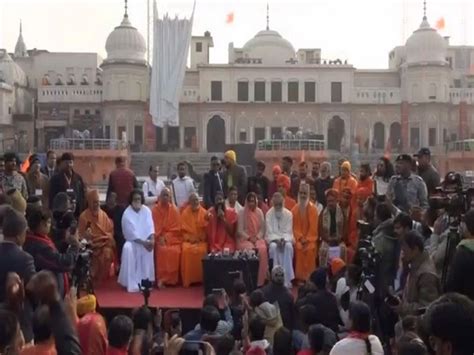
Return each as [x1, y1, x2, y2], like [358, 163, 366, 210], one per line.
[354, 220, 380, 296]
[72, 239, 93, 295]
[429, 172, 474, 218]
[139, 279, 153, 306]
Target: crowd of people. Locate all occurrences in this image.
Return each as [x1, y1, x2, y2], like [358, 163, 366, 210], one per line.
[0, 146, 473, 355]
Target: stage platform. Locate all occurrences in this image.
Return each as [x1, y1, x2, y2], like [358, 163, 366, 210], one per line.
[95, 279, 204, 310]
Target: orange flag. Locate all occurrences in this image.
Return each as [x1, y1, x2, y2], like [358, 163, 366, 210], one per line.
[20, 154, 31, 174]
[435, 17, 445, 30]
[226, 12, 234, 24]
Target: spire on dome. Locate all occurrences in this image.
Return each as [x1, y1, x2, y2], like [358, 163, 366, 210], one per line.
[266, 3, 270, 30]
[124, 0, 128, 17]
[14, 20, 28, 58]
[423, 0, 427, 20]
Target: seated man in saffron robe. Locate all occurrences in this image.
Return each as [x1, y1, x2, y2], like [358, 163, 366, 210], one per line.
[78, 189, 116, 285]
[180, 192, 208, 287]
[318, 188, 347, 267]
[266, 192, 295, 288]
[277, 174, 297, 210]
[153, 188, 182, 287]
[207, 191, 237, 253]
[291, 183, 319, 282]
[237, 192, 268, 286]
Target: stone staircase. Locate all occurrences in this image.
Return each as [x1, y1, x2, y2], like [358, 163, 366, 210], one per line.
[130, 152, 224, 178]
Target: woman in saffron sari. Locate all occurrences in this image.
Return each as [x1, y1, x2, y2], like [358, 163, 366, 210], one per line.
[237, 192, 268, 286]
[78, 189, 116, 285]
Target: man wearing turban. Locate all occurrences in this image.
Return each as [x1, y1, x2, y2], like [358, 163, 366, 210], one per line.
[277, 174, 296, 210]
[223, 150, 247, 205]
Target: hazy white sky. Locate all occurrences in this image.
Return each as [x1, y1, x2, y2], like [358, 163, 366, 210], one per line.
[0, 0, 472, 69]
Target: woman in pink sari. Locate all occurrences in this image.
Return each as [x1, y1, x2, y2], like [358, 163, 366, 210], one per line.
[237, 192, 268, 286]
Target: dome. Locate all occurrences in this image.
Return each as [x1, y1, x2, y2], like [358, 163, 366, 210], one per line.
[0, 49, 27, 87]
[405, 17, 447, 66]
[242, 29, 295, 65]
[105, 14, 146, 63]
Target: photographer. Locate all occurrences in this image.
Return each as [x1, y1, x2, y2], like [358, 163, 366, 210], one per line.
[24, 206, 80, 298]
[372, 203, 398, 295]
[446, 209, 474, 300]
[394, 231, 439, 318]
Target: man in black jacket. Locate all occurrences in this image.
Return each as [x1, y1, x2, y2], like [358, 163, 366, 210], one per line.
[447, 209, 474, 300]
[261, 265, 295, 330]
[203, 156, 224, 209]
[48, 152, 86, 218]
[248, 161, 270, 203]
[0, 207, 35, 303]
[24, 207, 79, 298]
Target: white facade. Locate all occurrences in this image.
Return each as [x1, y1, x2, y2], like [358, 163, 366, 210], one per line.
[1, 7, 474, 154]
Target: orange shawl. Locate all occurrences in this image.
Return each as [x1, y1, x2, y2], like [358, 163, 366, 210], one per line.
[152, 201, 182, 245]
[181, 204, 208, 243]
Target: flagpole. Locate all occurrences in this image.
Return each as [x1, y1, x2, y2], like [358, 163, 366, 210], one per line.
[147, 0, 150, 71]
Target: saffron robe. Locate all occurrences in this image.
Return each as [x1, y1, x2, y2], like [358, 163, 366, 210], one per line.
[207, 207, 237, 253]
[118, 205, 155, 292]
[291, 202, 319, 281]
[153, 202, 182, 286]
[78, 206, 116, 284]
[237, 206, 268, 286]
[77, 312, 108, 355]
[358, 177, 374, 194]
[284, 196, 297, 210]
[180, 205, 208, 287]
[332, 176, 359, 206]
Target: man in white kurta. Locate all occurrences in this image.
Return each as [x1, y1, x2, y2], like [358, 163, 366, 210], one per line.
[266, 192, 295, 287]
[118, 194, 155, 292]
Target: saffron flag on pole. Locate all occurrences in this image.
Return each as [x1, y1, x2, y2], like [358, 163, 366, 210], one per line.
[435, 17, 445, 30]
[226, 12, 234, 24]
[149, 0, 195, 127]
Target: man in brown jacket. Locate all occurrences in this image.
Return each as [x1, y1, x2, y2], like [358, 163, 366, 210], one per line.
[397, 230, 440, 317]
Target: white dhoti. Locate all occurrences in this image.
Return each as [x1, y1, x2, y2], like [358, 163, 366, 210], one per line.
[269, 241, 294, 287]
[118, 205, 156, 293]
[118, 241, 155, 292]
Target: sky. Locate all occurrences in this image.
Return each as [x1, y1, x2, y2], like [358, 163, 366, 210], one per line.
[0, 0, 473, 69]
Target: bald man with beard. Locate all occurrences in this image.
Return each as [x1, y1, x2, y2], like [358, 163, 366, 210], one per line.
[291, 183, 319, 282]
[266, 192, 295, 288]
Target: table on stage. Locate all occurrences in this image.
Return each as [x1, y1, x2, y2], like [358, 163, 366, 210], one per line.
[202, 254, 259, 296]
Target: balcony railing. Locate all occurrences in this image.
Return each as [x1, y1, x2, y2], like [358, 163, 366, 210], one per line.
[49, 138, 128, 151]
[257, 139, 325, 151]
[446, 139, 474, 152]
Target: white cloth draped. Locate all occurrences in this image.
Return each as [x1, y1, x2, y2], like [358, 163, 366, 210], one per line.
[266, 207, 295, 287]
[149, 0, 195, 127]
[118, 205, 155, 292]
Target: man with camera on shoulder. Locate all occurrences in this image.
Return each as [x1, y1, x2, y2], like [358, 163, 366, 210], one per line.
[24, 204, 80, 298]
[446, 209, 474, 300]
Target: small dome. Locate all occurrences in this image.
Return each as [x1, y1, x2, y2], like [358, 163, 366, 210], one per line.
[242, 29, 295, 65]
[405, 17, 447, 66]
[105, 14, 146, 63]
[0, 49, 27, 87]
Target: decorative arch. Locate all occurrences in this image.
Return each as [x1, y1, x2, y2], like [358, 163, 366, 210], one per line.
[373, 122, 385, 149]
[327, 115, 345, 151]
[206, 114, 227, 152]
[389, 122, 402, 151]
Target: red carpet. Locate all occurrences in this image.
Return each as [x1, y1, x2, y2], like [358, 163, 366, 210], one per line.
[95, 279, 204, 309]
